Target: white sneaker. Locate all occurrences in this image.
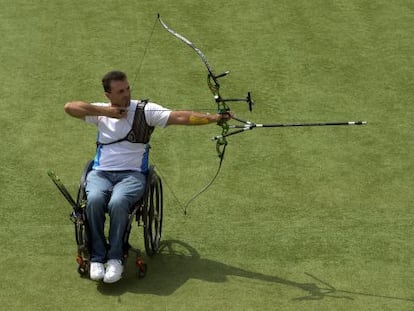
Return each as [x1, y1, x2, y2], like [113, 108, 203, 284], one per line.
[90, 262, 105, 281]
[103, 259, 123, 283]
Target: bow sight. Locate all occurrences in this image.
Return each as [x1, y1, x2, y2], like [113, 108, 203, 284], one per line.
[208, 71, 255, 112]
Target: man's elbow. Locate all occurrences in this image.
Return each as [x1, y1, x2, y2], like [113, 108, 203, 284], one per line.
[64, 102, 72, 113]
[64, 101, 82, 118]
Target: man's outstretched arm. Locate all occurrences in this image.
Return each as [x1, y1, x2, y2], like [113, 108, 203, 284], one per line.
[167, 110, 231, 126]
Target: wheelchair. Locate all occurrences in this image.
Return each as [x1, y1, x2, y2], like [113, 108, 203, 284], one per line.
[48, 159, 163, 278]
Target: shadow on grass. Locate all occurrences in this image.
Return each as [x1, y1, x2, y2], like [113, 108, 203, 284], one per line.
[96, 240, 414, 302]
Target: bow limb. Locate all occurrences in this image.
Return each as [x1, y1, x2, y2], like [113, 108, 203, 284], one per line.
[157, 14, 219, 92]
[158, 14, 226, 102]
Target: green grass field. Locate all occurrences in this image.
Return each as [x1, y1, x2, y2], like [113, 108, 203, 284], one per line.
[1, 0, 413, 310]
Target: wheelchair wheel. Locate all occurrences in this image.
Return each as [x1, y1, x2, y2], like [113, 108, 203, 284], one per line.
[72, 213, 90, 276]
[76, 160, 93, 207]
[74, 160, 93, 276]
[143, 168, 163, 257]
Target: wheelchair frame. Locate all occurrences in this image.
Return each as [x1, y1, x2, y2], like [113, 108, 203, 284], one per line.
[48, 160, 163, 278]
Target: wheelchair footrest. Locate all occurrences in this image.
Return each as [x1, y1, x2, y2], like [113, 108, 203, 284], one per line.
[76, 255, 90, 276]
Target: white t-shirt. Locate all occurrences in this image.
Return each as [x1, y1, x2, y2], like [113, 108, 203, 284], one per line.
[85, 100, 171, 172]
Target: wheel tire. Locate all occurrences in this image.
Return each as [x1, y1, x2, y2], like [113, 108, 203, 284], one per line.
[143, 169, 163, 257]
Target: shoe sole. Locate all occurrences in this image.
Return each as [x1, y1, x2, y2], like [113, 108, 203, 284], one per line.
[103, 275, 122, 283]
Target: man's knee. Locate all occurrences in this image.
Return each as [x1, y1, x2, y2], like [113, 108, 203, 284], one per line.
[86, 191, 107, 214]
[107, 195, 132, 216]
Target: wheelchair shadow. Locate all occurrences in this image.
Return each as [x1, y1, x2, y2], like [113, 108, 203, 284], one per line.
[97, 240, 414, 303]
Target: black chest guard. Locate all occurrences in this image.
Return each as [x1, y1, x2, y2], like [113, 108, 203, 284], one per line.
[97, 100, 155, 147]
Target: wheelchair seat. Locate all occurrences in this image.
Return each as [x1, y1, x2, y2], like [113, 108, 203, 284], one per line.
[74, 159, 163, 277]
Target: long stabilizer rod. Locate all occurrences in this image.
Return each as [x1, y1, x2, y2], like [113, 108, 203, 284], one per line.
[213, 120, 367, 140]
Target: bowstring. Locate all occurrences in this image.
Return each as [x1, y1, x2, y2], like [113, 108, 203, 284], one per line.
[128, 15, 189, 213]
[146, 156, 187, 215]
[133, 14, 228, 216]
[131, 16, 158, 87]
[129, 15, 191, 215]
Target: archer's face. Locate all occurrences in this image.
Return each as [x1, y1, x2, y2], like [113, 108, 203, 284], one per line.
[105, 79, 131, 107]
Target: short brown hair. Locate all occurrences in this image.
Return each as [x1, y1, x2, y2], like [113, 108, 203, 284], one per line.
[102, 71, 127, 92]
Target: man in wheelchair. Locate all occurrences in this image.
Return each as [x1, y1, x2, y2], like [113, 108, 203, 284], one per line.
[64, 70, 230, 283]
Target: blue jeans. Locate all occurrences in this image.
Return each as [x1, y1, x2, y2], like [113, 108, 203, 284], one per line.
[85, 170, 146, 263]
